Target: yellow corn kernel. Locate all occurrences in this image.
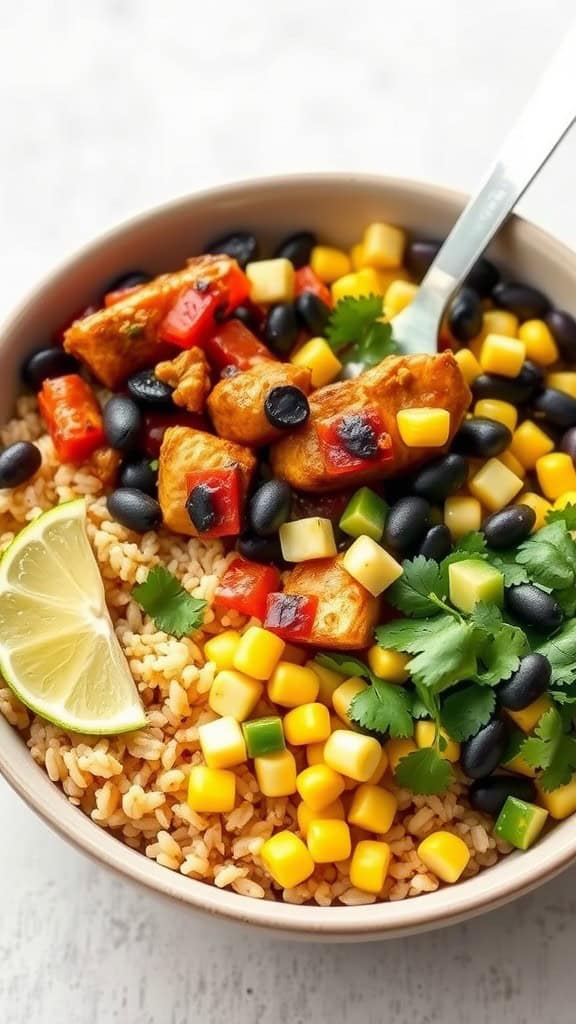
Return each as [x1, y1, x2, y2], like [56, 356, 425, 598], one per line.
[396, 407, 450, 448]
[536, 453, 576, 501]
[307, 660, 345, 706]
[331, 713, 352, 733]
[268, 662, 320, 708]
[281, 643, 307, 665]
[480, 334, 526, 378]
[444, 496, 482, 540]
[537, 776, 576, 819]
[554, 490, 576, 510]
[331, 268, 384, 304]
[468, 458, 523, 512]
[506, 693, 551, 733]
[350, 243, 365, 271]
[296, 763, 346, 811]
[384, 280, 418, 318]
[246, 258, 295, 304]
[455, 348, 483, 385]
[290, 338, 342, 388]
[361, 222, 406, 269]
[468, 335, 485, 360]
[509, 420, 554, 469]
[498, 448, 526, 480]
[547, 372, 576, 399]
[233, 626, 285, 681]
[518, 319, 559, 367]
[349, 840, 391, 894]
[417, 830, 471, 883]
[504, 751, 537, 779]
[209, 670, 263, 722]
[306, 741, 327, 766]
[254, 749, 297, 797]
[307, 818, 352, 863]
[366, 747, 389, 785]
[415, 721, 460, 763]
[297, 798, 345, 837]
[367, 646, 410, 684]
[348, 783, 398, 834]
[283, 703, 331, 746]
[342, 535, 403, 596]
[198, 715, 247, 769]
[187, 765, 236, 813]
[473, 399, 518, 434]
[332, 677, 369, 725]
[203, 630, 241, 672]
[324, 730, 382, 782]
[480, 309, 519, 340]
[310, 245, 351, 284]
[261, 830, 314, 888]
[517, 492, 551, 532]
[385, 737, 417, 773]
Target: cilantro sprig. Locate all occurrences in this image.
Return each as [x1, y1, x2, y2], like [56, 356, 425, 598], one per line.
[395, 747, 454, 796]
[132, 566, 207, 639]
[325, 295, 398, 370]
[315, 653, 413, 738]
[520, 707, 576, 791]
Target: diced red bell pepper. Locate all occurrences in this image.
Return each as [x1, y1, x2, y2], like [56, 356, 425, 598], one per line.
[143, 410, 210, 458]
[38, 374, 106, 464]
[316, 410, 394, 477]
[263, 592, 318, 641]
[185, 468, 242, 539]
[204, 320, 275, 372]
[158, 287, 224, 349]
[215, 558, 281, 621]
[222, 262, 251, 311]
[294, 266, 332, 308]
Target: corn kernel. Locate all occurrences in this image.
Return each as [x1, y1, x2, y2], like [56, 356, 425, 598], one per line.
[261, 830, 314, 888]
[350, 243, 365, 271]
[203, 630, 241, 672]
[537, 776, 576, 819]
[367, 646, 410, 683]
[509, 420, 554, 469]
[307, 660, 345, 705]
[297, 798, 345, 837]
[468, 458, 523, 512]
[342, 535, 403, 596]
[518, 319, 559, 367]
[498, 448, 526, 480]
[268, 662, 319, 707]
[348, 783, 398, 833]
[198, 715, 247, 769]
[396, 407, 450, 448]
[233, 626, 285, 681]
[332, 677, 369, 725]
[384, 280, 418, 318]
[254, 749, 297, 797]
[331, 268, 384, 304]
[187, 765, 236, 813]
[415, 721, 460, 763]
[307, 818, 352, 863]
[310, 246, 351, 284]
[385, 737, 417, 773]
[246, 258, 295, 304]
[473, 399, 518, 434]
[547, 372, 576, 399]
[455, 348, 483, 385]
[417, 830, 470, 883]
[444, 496, 482, 540]
[291, 338, 342, 388]
[283, 703, 331, 746]
[306, 741, 327, 766]
[296, 763, 345, 810]
[366, 747, 389, 784]
[279, 517, 337, 562]
[350, 840, 391, 893]
[209, 670, 263, 722]
[536, 453, 576, 501]
[362, 222, 406, 269]
[480, 334, 525, 378]
[554, 490, 576, 510]
[324, 730, 382, 782]
[506, 694, 551, 733]
[282, 643, 307, 665]
[480, 309, 519, 340]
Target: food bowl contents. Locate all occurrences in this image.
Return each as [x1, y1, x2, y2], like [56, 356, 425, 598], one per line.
[2, 217, 576, 908]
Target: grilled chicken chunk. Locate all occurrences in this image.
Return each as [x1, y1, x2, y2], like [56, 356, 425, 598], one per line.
[283, 556, 380, 649]
[271, 351, 471, 491]
[207, 362, 312, 446]
[155, 348, 211, 413]
[158, 425, 256, 536]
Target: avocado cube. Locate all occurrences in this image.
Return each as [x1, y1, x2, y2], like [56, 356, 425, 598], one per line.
[339, 488, 388, 542]
[448, 559, 504, 614]
[495, 796, 548, 850]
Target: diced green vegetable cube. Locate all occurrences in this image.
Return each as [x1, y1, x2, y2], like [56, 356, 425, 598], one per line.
[494, 796, 548, 850]
[339, 488, 388, 542]
[242, 716, 285, 758]
[448, 559, 504, 614]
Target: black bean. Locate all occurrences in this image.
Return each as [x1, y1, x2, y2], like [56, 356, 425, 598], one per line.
[471, 361, 544, 404]
[418, 524, 452, 562]
[469, 776, 536, 817]
[294, 292, 331, 335]
[336, 415, 379, 459]
[264, 386, 310, 430]
[107, 488, 161, 532]
[127, 369, 174, 410]
[106, 271, 151, 293]
[186, 484, 217, 533]
[229, 305, 260, 332]
[533, 388, 576, 429]
[21, 347, 79, 391]
[505, 584, 564, 633]
[461, 720, 509, 780]
[451, 418, 511, 458]
[249, 480, 292, 537]
[492, 282, 550, 321]
[0, 441, 41, 488]
[264, 304, 299, 355]
[561, 426, 576, 463]
[413, 453, 468, 503]
[203, 231, 258, 268]
[546, 309, 576, 362]
[384, 497, 431, 555]
[274, 231, 316, 269]
[237, 531, 283, 564]
[405, 239, 441, 279]
[119, 458, 158, 496]
[447, 287, 483, 342]
[465, 258, 500, 298]
[482, 504, 536, 549]
[497, 653, 552, 711]
[103, 396, 143, 453]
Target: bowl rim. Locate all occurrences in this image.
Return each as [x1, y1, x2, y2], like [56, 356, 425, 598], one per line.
[2, 171, 576, 939]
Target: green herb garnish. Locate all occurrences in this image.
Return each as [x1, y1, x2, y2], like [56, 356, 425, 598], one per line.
[350, 678, 414, 739]
[132, 566, 207, 639]
[395, 746, 455, 796]
[520, 707, 576, 791]
[441, 684, 496, 741]
[325, 294, 398, 369]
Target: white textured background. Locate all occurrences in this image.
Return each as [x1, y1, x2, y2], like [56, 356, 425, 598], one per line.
[1, 1, 576, 1021]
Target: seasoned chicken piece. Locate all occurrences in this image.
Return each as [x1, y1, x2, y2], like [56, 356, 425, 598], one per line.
[63, 254, 236, 390]
[158, 425, 256, 536]
[283, 556, 380, 649]
[87, 446, 121, 487]
[155, 348, 211, 413]
[207, 362, 312, 446]
[271, 351, 471, 492]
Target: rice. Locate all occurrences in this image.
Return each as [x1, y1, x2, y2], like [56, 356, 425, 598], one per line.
[0, 395, 512, 905]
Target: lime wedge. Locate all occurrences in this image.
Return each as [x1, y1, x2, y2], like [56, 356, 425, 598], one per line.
[0, 499, 147, 734]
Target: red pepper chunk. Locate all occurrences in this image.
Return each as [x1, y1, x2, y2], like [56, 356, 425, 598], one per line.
[38, 374, 105, 464]
[157, 263, 251, 351]
[185, 468, 242, 538]
[263, 592, 318, 641]
[294, 266, 332, 308]
[204, 320, 275, 372]
[215, 558, 281, 621]
[316, 410, 394, 477]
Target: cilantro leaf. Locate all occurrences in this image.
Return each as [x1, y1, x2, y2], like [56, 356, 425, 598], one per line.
[406, 618, 481, 693]
[454, 532, 489, 556]
[536, 621, 576, 686]
[487, 550, 530, 588]
[132, 566, 207, 639]
[469, 602, 502, 633]
[375, 615, 452, 654]
[546, 504, 576, 529]
[553, 585, 576, 618]
[441, 684, 496, 741]
[475, 621, 529, 686]
[350, 678, 413, 738]
[395, 746, 454, 795]
[386, 556, 444, 617]
[325, 295, 398, 369]
[516, 522, 576, 591]
[314, 653, 369, 680]
[520, 707, 576, 791]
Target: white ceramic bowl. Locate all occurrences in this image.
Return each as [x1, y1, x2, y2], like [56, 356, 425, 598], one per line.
[2, 174, 576, 941]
